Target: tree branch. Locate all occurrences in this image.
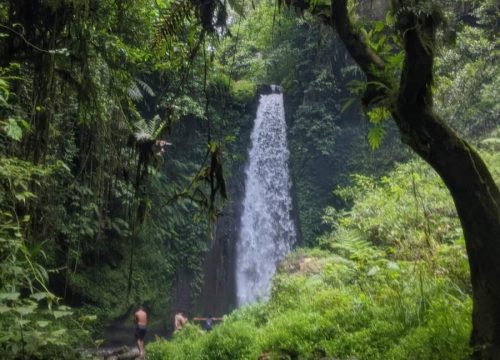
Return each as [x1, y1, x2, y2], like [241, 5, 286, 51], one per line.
[331, 0, 385, 73]
[397, 10, 436, 114]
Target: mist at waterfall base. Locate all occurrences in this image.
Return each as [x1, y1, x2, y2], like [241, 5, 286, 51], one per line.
[236, 88, 297, 306]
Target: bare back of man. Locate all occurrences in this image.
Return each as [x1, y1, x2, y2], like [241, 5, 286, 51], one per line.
[134, 307, 148, 357]
[174, 312, 188, 332]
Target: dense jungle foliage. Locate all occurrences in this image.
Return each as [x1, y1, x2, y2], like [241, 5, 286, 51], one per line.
[0, 0, 254, 358]
[0, 0, 499, 359]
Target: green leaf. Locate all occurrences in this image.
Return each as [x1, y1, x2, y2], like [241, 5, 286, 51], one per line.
[51, 329, 67, 337]
[3, 118, 23, 141]
[0, 292, 20, 301]
[19, 119, 30, 129]
[30, 292, 48, 302]
[15, 304, 37, 316]
[208, 141, 217, 153]
[387, 52, 404, 68]
[53, 310, 72, 319]
[56, 160, 71, 172]
[367, 107, 390, 124]
[224, 135, 237, 143]
[385, 11, 393, 25]
[374, 21, 385, 33]
[36, 321, 50, 328]
[79, 315, 97, 323]
[340, 98, 355, 113]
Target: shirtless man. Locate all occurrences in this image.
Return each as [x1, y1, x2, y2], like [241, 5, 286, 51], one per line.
[134, 306, 148, 356]
[174, 311, 188, 332]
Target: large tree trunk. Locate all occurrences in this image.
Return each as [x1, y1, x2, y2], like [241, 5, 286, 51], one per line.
[394, 12, 500, 359]
[330, 1, 500, 358]
[395, 96, 500, 360]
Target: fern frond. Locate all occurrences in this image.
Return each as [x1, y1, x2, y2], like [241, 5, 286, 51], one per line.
[134, 119, 151, 142]
[156, 0, 194, 45]
[134, 115, 167, 143]
[368, 125, 386, 150]
[135, 78, 155, 97]
[330, 229, 380, 261]
[127, 82, 143, 101]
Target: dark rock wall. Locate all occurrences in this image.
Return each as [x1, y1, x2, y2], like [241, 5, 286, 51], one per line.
[169, 267, 194, 331]
[196, 198, 241, 317]
[193, 96, 259, 317]
[358, 0, 390, 19]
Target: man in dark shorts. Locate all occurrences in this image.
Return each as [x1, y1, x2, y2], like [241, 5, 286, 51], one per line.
[134, 306, 148, 356]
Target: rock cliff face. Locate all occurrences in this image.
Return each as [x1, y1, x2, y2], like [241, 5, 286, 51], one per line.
[358, 0, 390, 19]
[193, 99, 257, 317]
[197, 197, 240, 316]
[168, 177, 242, 324]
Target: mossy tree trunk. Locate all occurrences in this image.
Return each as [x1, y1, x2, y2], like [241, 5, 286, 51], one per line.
[329, 1, 500, 358]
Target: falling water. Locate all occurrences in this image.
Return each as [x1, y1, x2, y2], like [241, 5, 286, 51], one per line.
[236, 88, 297, 305]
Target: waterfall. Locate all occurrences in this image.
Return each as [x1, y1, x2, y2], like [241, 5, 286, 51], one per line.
[236, 89, 297, 305]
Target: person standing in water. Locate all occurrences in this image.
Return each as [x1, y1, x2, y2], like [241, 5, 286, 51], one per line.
[174, 311, 188, 332]
[204, 314, 213, 332]
[134, 306, 148, 356]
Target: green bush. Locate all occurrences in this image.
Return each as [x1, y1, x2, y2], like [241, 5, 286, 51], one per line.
[202, 320, 259, 360]
[230, 80, 257, 104]
[259, 310, 331, 359]
[386, 298, 472, 360]
[147, 321, 259, 360]
[226, 302, 269, 328]
[146, 324, 205, 360]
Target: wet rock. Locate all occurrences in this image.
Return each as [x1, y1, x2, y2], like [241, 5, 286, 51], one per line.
[91, 346, 142, 360]
[257, 84, 283, 95]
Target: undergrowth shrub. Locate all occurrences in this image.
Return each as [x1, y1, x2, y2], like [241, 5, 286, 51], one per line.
[259, 310, 331, 359]
[386, 297, 472, 360]
[147, 321, 259, 360]
[147, 324, 205, 360]
[202, 320, 259, 360]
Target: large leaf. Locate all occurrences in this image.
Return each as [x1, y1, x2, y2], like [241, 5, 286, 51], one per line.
[15, 304, 37, 316]
[0, 292, 20, 301]
[3, 118, 23, 141]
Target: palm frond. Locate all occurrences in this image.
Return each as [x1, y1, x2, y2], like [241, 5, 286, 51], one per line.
[134, 115, 166, 143]
[135, 78, 155, 97]
[127, 82, 143, 101]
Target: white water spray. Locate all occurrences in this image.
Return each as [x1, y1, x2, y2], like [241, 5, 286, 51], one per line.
[236, 89, 297, 305]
